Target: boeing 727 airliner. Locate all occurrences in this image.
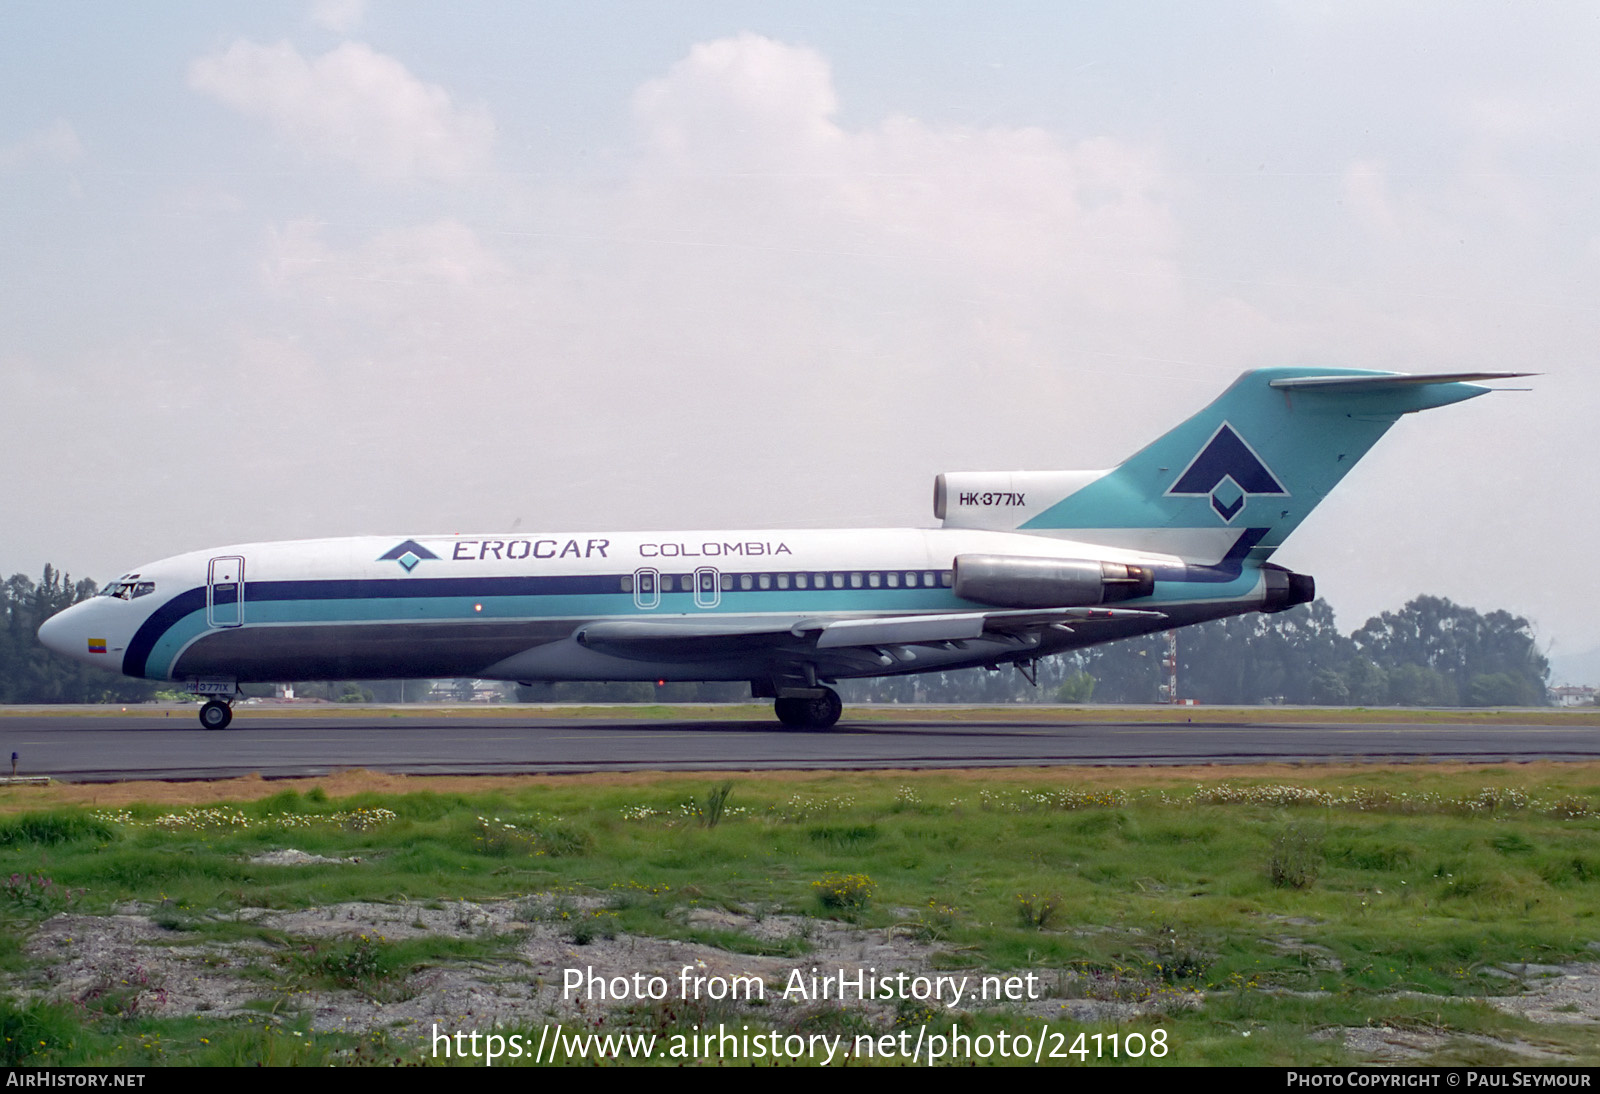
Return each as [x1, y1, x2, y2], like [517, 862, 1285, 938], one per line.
[38, 367, 1524, 729]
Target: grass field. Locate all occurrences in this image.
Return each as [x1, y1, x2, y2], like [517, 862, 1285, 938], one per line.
[2, 760, 1598, 1066]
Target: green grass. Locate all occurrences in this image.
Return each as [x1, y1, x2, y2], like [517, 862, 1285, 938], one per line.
[2, 768, 1599, 1064]
[0, 810, 115, 847]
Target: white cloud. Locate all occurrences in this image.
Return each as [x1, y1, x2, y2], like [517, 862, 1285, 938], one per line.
[632, 34, 841, 172]
[627, 34, 1179, 312]
[0, 119, 83, 171]
[261, 34, 1188, 414]
[188, 40, 494, 180]
[241, 35, 1198, 536]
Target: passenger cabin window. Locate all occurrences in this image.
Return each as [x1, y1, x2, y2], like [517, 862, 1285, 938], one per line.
[886, 572, 899, 588]
[758, 574, 771, 590]
[796, 574, 808, 589]
[776, 573, 790, 589]
[740, 574, 753, 591]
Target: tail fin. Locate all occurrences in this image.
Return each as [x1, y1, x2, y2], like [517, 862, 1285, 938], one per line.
[1017, 367, 1526, 563]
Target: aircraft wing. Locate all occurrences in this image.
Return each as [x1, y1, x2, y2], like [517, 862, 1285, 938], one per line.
[806, 607, 1163, 647]
[574, 607, 1165, 661]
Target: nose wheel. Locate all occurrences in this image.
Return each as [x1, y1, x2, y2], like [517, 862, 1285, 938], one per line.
[774, 687, 842, 729]
[198, 700, 234, 730]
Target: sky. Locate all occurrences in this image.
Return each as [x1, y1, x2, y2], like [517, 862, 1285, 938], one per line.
[2, 2, 1597, 677]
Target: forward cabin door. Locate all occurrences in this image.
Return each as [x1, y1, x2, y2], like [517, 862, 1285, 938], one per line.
[207, 556, 245, 628]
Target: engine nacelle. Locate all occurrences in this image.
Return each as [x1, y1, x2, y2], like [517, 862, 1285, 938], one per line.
[1260, 564, 1315, 612]
[953, 554, 1155, 609]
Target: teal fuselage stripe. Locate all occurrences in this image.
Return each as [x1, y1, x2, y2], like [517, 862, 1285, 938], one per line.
[137, 574, 1260, 679]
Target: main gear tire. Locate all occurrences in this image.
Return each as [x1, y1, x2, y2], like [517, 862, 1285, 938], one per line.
[773, 687, 842, 729]
[199, 700, 233, 730]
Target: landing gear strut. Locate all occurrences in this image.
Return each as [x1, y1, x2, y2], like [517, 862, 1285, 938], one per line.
[198, 699, 234, 731]
[774, 687, 842, 729]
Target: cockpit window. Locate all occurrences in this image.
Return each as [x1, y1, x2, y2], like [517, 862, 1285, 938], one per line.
[99, 579, 155, 601]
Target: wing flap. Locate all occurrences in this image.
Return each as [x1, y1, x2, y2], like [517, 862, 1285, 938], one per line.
[574, 616, 803, 661]
[573, 608, 1166, 660]
[805, 607, 1165, 648]
[577, 618, 800, 643]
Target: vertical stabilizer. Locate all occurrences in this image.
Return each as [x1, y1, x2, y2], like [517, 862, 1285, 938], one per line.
[1019, 367, 1522, 563]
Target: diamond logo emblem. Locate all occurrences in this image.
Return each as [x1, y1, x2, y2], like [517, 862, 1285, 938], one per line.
[1166, 422, 1288, 525]
[1209, 476, 1245, 521]
[379, 539, 440, 573]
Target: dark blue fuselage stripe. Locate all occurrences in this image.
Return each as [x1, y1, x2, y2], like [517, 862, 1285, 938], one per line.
[122, 554, 1263, 679]
[248, 575, 625, 601]
[124, 587, 207, 679]
[123, 576, 640, 677]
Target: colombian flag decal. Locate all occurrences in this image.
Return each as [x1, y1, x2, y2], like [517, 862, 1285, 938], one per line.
[87, 638, 107, 654]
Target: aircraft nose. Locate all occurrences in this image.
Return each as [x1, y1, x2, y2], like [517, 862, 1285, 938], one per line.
[37, 603, 85, 659]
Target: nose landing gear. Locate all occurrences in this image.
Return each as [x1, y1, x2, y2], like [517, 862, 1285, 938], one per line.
[186, 679, 240, 730]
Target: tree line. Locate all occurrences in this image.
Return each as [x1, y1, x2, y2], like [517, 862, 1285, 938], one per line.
[841, 596, 1550, 707]
[0, 567, 159, 703]
[2, 564, 1551, 707]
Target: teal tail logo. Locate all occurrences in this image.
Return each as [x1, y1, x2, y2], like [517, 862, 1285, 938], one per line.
[1020, 367, 1527, 562]
[1165, 423, 1287, 523]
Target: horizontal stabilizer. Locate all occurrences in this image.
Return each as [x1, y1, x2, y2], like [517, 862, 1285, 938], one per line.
[1268, 371, 1534, 393]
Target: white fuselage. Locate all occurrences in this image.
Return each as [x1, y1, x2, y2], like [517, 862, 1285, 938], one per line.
[37, 526, 1265, 687]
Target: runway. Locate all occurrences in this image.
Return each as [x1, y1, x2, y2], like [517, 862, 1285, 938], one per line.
[2, 709, 1595, 781]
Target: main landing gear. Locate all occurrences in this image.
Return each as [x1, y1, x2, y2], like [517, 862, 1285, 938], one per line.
[774, 687, 842, 730]
[198, 699, 234, 731]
